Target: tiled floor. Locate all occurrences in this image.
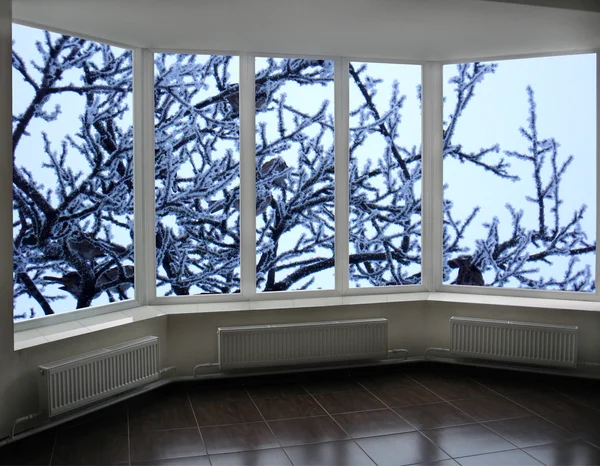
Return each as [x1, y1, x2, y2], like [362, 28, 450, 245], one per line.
[2, 362, 600, 465]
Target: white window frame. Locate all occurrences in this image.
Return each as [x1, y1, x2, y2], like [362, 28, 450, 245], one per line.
[11, 21, 600, 333]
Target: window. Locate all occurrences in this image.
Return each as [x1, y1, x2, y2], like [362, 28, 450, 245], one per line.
[12, 23, 600, 326]
[12, 24, 134, 321]
[349, 62, 422, 287]
[442, 55, 596, 291]
[255, 58, 335, 292]
[154, 53, 240, 296]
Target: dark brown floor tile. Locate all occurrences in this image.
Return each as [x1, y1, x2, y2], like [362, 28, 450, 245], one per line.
[395, 402, 476, 429]
[268, 416, 349, 446]
[59, 403, 128, 437]
[423, 424, 515, 458]
[129, 399, 197, 432]
[333, 409, 415, 438]
[411, 460, 460, 466]
[470, 373, 548, 396]
[128, 383, 189, 409]
[191, 400, 263, 426]
[210, 448, 293, 466]
[410, 373, 496, 400]
[484, 415, 574, 448]
[52, 431, 129, 465]
[130, 428, 206, 463]
[356, 431, 450, 466]
[285, 440, 375, 466]
[201, 422, 279, 455]
[504, 390, 581, 418]
[313, 390, 385, 414]
[369, 381, 443, 407]
[303, 378, 363, 394]
[187, 386, 250, 403]
[455, 449, 543, 465]
[246, 383, 308, 399]
[0, 429, 56, 466]
[354, 372, 413, 390]
[543, 406, 600, 445]
[451, 395, 530, 421]
[131, 456, 210, 466]
[254, 395, 325, 420]
[559, 387, 600, 410]
[523, 439, 600, 466]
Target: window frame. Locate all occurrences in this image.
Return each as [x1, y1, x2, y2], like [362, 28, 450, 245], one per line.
[11, 21, 600, 333]
[12, 21, 142, 332]
[436, 50, 600, 302]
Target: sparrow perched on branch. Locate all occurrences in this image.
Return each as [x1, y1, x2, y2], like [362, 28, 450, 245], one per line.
[43, 271, 83, 296]
[67, 233, 105, 261]
[96, 265, 134, 297]
[260, 156, 289, 189]
[44, 265, 134, 298]
[448, 255, 485, 286]
[233, 189, 273, 216]
[225, 82, 270, 118]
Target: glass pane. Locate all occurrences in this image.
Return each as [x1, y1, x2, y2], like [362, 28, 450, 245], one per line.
[155, 54, 240, 296]
[443, 55, 596, 291]
[255, 58, 335, 292]
[349, 62, 422, 287]
[12, 24, 134, 321]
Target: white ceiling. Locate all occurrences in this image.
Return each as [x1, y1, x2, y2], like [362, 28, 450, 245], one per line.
[12, 0, 600, 61]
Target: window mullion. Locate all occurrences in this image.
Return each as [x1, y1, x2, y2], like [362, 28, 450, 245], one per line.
[421, 62, 444, 292]
[594, 52, 600, 299]
[134, 48, 156, 305]
[240, 54, 257, 298]
[335, 58, 350, 295]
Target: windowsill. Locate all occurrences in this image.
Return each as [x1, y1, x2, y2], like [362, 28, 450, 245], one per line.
[13, 291, 600, 351]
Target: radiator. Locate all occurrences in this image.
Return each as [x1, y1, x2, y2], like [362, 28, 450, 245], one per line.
[218, 319, 388, 370]
[39, 336, 160, 417]
[450, 317, 578, 368]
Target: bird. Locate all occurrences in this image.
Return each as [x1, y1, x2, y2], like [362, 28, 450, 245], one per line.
[67, 233, 105, 261]
[448, 255, 485, 286]
[260, 157, 289, 189]
[96, 265, 134, 297]
[233, 189, 273, 216]
[43, 265, 134, 299]
[225, 82, 270, 118]
[43, 271, 83, 296]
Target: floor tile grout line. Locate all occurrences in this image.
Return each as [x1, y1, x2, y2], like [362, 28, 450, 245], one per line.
[353, 379, 458, 462]
[186, 389, 212, 465]
[407, 376, 537, 455]
[243, 386, 295, 465]
[299, 382, 379, 466]
[47, 429, 58, 466]
[365, 372, 536, 459]
[126, 404, 131, 466]
[465, 374, 586, 439]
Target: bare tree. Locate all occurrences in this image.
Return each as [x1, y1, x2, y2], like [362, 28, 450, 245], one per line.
[443, 62, 595, 291]
[12, 27, 595, 321]
[13, 28, 134, 319]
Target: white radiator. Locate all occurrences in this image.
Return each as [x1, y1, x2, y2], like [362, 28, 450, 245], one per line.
[39, 336, 160, 417]
[218, 319, 388, 370]
[450, 317, 578, 368]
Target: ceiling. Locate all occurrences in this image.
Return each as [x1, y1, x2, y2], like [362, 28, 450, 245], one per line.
[12, 0, 600, 61]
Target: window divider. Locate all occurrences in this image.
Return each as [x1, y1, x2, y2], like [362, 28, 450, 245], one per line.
[134, 48, 157, 305]
[421, 62, 444, 292]
[240, 54, 257, 298]
[335, 57, 350, 295]
[594, 50, 600, 300]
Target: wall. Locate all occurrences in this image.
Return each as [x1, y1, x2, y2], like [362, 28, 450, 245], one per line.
[165, 302, 427, 375]
[425, 302, 600, 366]
[2, 0, 600, 442]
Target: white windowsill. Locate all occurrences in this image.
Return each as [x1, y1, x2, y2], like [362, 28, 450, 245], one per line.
[13, 291, 600, 351]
